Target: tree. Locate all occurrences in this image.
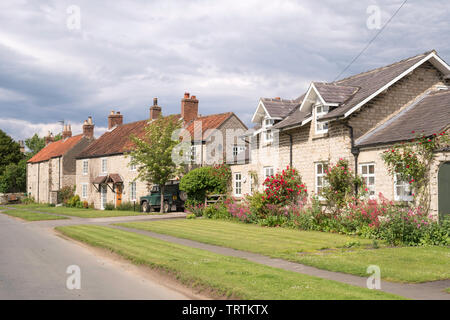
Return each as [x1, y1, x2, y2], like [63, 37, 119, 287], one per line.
[0, 129, 23, 175]
[25, 132, 62, 157]
[0, 158, 27, 193]
[128, 115, 182, 212]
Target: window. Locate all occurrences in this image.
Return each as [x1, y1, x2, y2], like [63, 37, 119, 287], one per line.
[82, 160, 88, 175]
[315, 162, 328, 196]
[81, 183, 88, 199]
[394, 173, 413, 201]
[130, 182, 137, 201]
[232, 145, 245, 157]
[234, 173, 242, 196]
[264, 167, 274, 179]
[101, 158, 107, 175]
[360, 163, 375, 197]
[263, 118, 274, 143]
[315, 105, 329, 134]
[130, 157, 136, 171]
[190, 145, 196, 162]
[249, 175, 254, 195]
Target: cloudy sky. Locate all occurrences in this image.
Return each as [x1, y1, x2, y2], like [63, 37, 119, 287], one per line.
[0, 0, 449, 141]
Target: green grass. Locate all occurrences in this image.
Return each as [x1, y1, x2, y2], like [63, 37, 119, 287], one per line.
[7, 204, 157, 218]
[116, 219, 450, 283]
[445, 288, 450, 294]
[1, 209, 67, 221]
[56, 225, 403, 300]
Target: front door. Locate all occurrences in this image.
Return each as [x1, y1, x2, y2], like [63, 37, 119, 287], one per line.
[116, 184, 123, 207]
[438, 162, 450, 219]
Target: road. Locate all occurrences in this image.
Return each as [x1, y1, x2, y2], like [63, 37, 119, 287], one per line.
[0, 214, 191, 299]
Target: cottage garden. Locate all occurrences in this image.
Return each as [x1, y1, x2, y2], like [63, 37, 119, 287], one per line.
[182, 131, 449, 247]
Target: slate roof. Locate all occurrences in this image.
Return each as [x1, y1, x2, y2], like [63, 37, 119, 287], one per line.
[322, 50, 435, 120]
[313, 82, 359, 104]
[28, 134, 84, 163]
[261, 98, 301, 118]
[355, 89, 450, 147]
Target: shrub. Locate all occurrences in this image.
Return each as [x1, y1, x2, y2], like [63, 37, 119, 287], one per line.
[262, 166, 307, 206]
[185, 203, 206, 217]
[202, 202, 230, 220]
[67, 195, 80, 208]
[321, 158, 366, 210]
[116, 201, 136, 211]
[104, 203, 115, 211]
[186, 213, 196, 219]
[225, 198, 256, 223]
[21, 196, 35, 204]
[59, 185, 75, 205]
[82, 201, 89, 209]
[180, 166, 230, 205]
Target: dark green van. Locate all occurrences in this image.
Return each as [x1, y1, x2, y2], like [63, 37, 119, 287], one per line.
[140, 181, 187, 213]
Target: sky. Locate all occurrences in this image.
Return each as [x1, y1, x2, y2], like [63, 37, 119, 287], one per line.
[0, 0, 449, 141]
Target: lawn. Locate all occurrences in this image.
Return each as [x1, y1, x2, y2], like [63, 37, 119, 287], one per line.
[1, 209, 67, 221]
[7, 204, 156, 218]
[116, 219, 450, 283]
[56, 224, 403, 300]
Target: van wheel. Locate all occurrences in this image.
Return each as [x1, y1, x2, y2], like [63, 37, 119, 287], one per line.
[163, 201, 170, 213]
[141, 201, 149, 213]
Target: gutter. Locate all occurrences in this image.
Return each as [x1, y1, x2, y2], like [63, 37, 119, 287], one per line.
[344, 123, 360, 195]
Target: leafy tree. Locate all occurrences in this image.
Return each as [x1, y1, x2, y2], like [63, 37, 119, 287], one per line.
[0, 129, 23, 175]
[128, 115, 182, 212]
[0, 158, 27, 193]
[25, 132, 62, 157]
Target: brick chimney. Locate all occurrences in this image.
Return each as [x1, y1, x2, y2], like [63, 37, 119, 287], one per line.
[150, 97, 162, 120]
[45, 131, 54, 146]
[181, 92, 198, 124]
[108, 110, 123, 129]
[83, 116, 95, 139]
[62, 124, 72, 139]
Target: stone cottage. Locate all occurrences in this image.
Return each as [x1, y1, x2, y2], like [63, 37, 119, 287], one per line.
[26, 118, 95, 203]
[75, 93, 247, 210]
[231, 50, 450, 219]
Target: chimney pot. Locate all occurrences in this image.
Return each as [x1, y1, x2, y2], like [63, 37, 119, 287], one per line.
[150, 98, 162, 120]
[274, 97, 281, 100]
[88, 116, 93, 125]
[184, 92, 190, 99]
[153, 97, 158, 106]
[83, 117, 95, 139]
[108, 110, 123, 129]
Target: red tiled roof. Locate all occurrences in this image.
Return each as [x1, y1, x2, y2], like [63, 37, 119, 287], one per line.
[185, 112, 234, 140]
[28, 134, 84, 163]
[77, 120, 149, 159]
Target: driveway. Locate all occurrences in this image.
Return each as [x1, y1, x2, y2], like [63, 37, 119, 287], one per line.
[0, 213, 193, 299]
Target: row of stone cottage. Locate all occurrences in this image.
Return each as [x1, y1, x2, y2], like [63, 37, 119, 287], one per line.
[27, 50, 450, 218]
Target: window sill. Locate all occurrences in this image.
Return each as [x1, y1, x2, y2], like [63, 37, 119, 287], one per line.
[312, 132, 329, 140]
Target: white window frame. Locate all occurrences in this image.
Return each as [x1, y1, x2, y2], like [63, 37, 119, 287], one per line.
[232, 145, 245, 157]
[82, 160, 88, 175]
[190, 145, 196, 162]
[263, 118, 274, 143]
[81, 183, 88, 199]
[101, 158, 107, 175]
[315, 104, 329, 134]
[129, 157, 136, 171]
[264, 166, 274, 179]
[315, 162, 328, 197]
[360, 163, 376, 198]
[394, 173, 413, 202]
[234, 173, 242, 196]
[100, 185, 107, 210]
[129, 182, 137, 201]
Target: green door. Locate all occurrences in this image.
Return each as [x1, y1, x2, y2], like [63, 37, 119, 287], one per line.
[438, 162, 450, 219]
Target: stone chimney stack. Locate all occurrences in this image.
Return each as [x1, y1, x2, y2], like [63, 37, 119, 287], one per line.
[62, 124, 72, 139]
[45, 131, 54, 146]
[181, 92, 199, 124]
[83, 116, 95, 139]
[108, 110, 123, 129]
[18, 140, 25, 153]
[150, 97, 162, 120]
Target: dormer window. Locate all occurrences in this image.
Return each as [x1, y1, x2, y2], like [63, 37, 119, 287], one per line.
[263, 118, 274, 143]
[315, 105, 329, 134]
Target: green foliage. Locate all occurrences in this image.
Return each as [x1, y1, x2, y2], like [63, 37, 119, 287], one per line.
[202, 203, 230, 220]
[67, 195, 81, 207]
[104, 203, 115, 210]
[262, 166, 307, 206]
[59, 185, 75, 205]
[128, 115, 182, 213]
[180, 166, 229, 204]
[116, 201, 139, 211]
[21, 195, 36, 204]
[25, 133, 45, 157]
[321, 159, 366, 209]
[186, 213, 196, 219]
[0, 158, 27, 193]
[0, 129, 23, 175]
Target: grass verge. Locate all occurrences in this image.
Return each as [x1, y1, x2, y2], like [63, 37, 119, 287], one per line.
[56, 224, 404, 300]
[116, 219, 450, 283]
[7, 204, 159, 218]
[1, 209, 67, 221]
